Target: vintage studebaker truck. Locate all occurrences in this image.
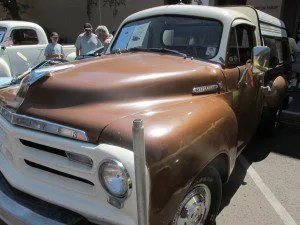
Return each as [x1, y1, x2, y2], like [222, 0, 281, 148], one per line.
[0, 21, 76, 78]
[0, 5, 290, 225]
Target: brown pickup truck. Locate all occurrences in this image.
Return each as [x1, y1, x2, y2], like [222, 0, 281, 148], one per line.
[0, 4, 291, 225]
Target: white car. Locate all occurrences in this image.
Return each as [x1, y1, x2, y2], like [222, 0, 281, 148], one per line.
[0, 21, 76, 78]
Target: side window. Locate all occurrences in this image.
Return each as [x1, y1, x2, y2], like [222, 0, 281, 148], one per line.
[263, 37, 277, 67]
[263, 37, 288, 67]
[227, 25, 255, 66]
[10, 29, 38, 45]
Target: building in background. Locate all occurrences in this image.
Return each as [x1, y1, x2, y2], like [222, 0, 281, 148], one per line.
[0, 0, 299, 43]
[0, 0, 165, 43]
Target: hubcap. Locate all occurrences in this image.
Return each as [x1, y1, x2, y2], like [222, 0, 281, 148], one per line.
[173, 184, 211, 225]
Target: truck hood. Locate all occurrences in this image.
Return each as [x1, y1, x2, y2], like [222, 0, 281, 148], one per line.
[1, 52, 223, 143]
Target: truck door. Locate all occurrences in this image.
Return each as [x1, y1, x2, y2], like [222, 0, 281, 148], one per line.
[226, 24, 263, 150]
[7, 28, 44, 76]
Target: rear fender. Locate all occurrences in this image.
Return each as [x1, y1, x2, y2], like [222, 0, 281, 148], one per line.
[264, 75, 287, 108]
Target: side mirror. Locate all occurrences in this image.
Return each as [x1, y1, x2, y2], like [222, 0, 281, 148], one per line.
[252, 46, 270, 73]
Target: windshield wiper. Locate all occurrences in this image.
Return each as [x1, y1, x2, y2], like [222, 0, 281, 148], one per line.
[129, 47, 187, 58]
[110, 47, 145, 54]
[145, 48, 187, 58]
[111, 47, 187, 58]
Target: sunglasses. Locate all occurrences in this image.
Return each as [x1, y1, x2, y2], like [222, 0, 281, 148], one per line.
[85, 28, 92, 32]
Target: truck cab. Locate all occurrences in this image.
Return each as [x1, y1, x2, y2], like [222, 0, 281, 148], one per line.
[0, 21, 75, 78]
[0, 5, 288, 225]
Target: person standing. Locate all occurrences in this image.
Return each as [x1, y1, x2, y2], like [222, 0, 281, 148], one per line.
[75, 23, 102, 56]
[95, 25, 113, 51]
[44, 32, 65, 59]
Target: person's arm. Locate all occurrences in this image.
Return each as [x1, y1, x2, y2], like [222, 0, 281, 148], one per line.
[75, 36, 81, 56]
[46, 54, 60, 59]
[60, 44, 65, 58]
[44, 44, 51, 58]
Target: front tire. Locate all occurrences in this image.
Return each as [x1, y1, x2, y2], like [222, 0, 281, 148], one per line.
[172, 167, 222, 225]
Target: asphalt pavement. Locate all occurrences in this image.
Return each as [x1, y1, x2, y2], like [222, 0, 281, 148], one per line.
[217, 91, 300, 225]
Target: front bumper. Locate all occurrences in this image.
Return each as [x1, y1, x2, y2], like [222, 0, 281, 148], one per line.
[0, 115, 138, 225]
[0, 172, 83, 225]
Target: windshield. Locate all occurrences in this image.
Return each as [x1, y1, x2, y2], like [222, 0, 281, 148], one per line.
[0, 26, 7, 43]
[111, 16, 223, 59]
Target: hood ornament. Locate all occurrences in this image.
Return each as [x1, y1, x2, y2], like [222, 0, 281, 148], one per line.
[11, 64, 76, 111]
[28, 64, 75, 86]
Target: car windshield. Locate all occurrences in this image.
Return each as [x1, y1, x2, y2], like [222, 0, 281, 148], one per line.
[0, 26, 7, 43]
[111, 16, 223, 59]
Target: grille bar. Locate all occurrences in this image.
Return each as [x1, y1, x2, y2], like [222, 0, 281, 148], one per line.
[24, 160, 94, 186]
[20, 139, 67, 157]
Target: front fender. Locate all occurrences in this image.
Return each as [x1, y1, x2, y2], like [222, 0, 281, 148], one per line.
[0, 58, 12, 77]
[100, 95, 238, 225]
[264, 75, 287, 108]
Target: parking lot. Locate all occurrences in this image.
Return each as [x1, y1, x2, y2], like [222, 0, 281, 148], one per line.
[217, 91, 300, 225]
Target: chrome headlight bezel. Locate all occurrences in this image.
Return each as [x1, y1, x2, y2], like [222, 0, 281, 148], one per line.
[99, 159, 132, 200]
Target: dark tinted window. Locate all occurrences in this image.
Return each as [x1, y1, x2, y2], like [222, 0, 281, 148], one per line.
[10, 29, 38, 45]
[227, 25, 255, 66]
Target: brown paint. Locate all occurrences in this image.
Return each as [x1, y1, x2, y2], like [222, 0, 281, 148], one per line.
[0, 51, 286, 225]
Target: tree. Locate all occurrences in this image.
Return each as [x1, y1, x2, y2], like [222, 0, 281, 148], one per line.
[165, 0, 192, 4]
[0, 0, 29, 20]
[87, 0, 98, 21]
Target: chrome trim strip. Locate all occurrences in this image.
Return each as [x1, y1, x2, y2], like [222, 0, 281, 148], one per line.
[29, 64, 75, 86]
[0, 106, 88, 142]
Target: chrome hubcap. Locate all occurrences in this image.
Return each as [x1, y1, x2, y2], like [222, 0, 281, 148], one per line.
[173, 184, 211, 225]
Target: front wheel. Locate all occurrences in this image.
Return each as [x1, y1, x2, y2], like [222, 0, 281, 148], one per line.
[172, 167, 222, 225]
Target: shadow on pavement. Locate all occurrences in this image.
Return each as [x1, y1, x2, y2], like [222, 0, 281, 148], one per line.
[219, 124, 300, 214]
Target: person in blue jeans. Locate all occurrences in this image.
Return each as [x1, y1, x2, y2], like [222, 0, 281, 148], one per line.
[44, 32, 65, 59]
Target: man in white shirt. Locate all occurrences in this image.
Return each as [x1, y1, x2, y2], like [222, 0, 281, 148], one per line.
[95, 25, 113, 52]
[75, 23, 102, 56]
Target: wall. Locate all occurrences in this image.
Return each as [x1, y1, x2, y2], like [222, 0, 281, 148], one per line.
[0, 0, 164, 43]
[247, 0, 283, 18]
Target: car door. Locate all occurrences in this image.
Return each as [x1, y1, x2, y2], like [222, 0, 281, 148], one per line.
[6, 28, 44, 76]
[226, 24, 264, 150]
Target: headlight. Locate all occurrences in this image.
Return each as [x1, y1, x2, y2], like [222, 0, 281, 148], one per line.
[99, 159, 132, 199]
